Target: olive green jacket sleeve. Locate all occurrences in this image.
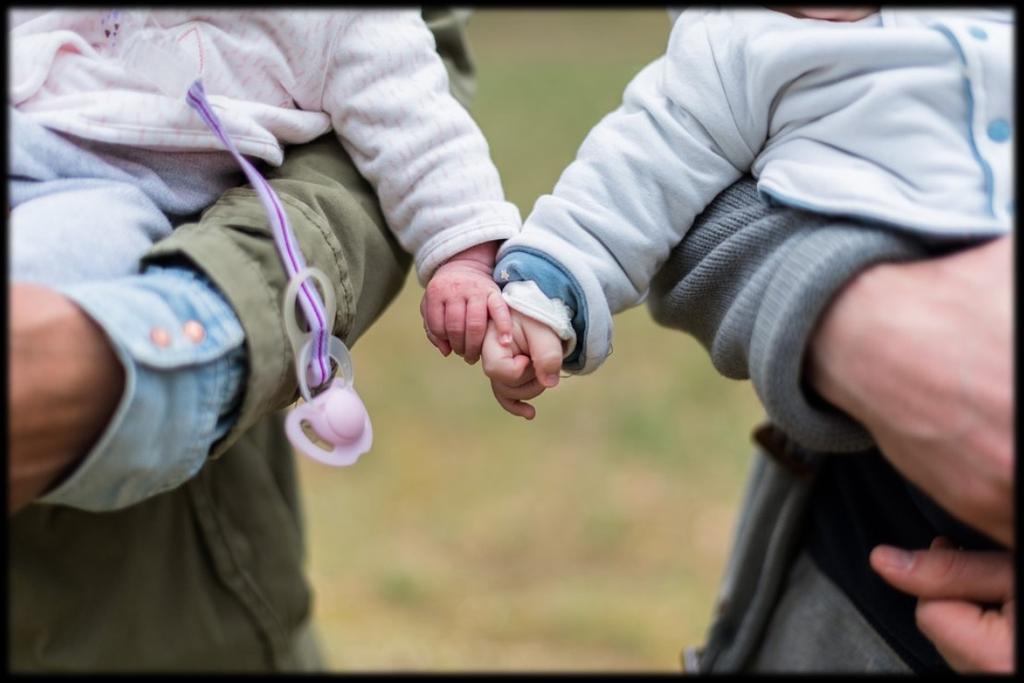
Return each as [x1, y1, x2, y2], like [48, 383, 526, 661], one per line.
[140, 8, 477, 459]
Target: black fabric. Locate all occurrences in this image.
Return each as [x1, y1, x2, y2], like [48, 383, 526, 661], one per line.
[804, 452, 1002, 673]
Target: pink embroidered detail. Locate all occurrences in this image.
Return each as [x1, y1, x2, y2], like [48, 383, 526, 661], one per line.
[176, 26, 205, 75]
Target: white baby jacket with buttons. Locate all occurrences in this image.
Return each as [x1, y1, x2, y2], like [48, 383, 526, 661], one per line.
[498, 7, 1014, 374]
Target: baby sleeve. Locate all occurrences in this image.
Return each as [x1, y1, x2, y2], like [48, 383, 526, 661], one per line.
[321, 10, 521, 285]
[495, 14, 768, 374]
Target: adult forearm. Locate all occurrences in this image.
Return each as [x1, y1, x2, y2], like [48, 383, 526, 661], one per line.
[808, 236, 1014, 547]
[649, 180, 1014, 548]
[648, 178, 928, 452]
[8, 284, 124, 514]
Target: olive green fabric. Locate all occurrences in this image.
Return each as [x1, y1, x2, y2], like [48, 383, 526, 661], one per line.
[9, 8, 474, 672]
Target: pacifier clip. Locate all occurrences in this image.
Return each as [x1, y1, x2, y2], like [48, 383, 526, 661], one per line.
[186, 80, 373, 466]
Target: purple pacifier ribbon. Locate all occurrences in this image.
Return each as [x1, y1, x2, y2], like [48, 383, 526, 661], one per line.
[185, 80, 331, 389]
[186, 79, 372, 466]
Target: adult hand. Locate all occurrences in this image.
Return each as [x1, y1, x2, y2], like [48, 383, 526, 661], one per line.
[808, 236, 1013, 548]
[8, 283, 125, 515]
[870, 538, 1015, 673]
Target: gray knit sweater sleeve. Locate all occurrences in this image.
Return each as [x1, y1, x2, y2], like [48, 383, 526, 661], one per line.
[647, 177, 930, 453]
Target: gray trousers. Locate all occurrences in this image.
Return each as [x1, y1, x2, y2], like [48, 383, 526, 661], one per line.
[645, 177, 937, 673]
[748, 550, 911, 672]
[685, 437, 911, 674]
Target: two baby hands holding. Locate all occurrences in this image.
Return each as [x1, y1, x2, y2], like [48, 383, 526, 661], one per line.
[422, 240, 566, 420]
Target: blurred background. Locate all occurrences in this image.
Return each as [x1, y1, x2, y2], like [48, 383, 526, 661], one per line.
[298, 9, 765, 671]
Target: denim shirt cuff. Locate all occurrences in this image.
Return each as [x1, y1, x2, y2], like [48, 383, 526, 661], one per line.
[37, 265, 247, 511]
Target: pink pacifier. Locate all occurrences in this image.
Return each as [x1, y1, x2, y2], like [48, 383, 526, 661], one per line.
[285, 376, 373, 467]
[283, 268, 373, 466]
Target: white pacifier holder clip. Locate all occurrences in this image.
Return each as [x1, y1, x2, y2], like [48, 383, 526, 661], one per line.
[281, 268, 373, 466]
[183, 75, 373, 466]
[115, 14, 374, 466]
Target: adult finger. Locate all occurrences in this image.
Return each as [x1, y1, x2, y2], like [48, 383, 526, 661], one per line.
[463, 296, 489, 364]
[423, 294, 450, 356]
[445, 299, 467, 357]
[915, 598, 1014, 673]
[487, 290, 514, 346]
[870, 544, 1014, 603]
[521, 316, 564, 388]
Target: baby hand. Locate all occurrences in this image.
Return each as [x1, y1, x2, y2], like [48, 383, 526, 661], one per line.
[421, 242, 512, 364]
[481, 309, 564, 420]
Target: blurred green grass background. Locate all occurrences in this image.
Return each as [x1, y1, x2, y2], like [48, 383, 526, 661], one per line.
[298, 10, 765, 671]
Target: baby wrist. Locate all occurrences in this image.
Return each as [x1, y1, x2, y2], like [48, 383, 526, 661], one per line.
[501, 280, 577, 358]
[446, 240, 501, 268]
